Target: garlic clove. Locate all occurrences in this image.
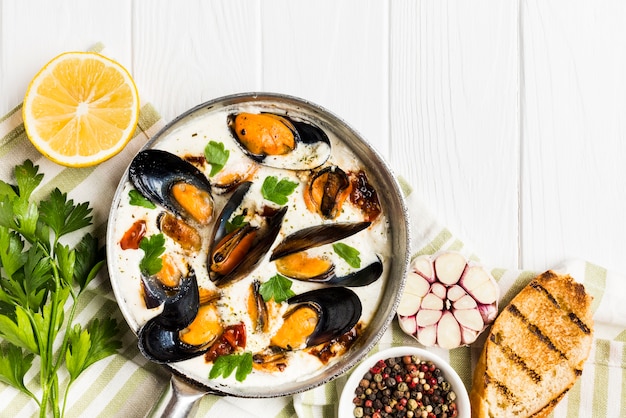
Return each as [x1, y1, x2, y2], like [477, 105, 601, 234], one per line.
[446, 284, 467, 302]
[421, 293, 443, 310]
[453, 294, 477, 310]
[434, 252, 466, 285]
[460, 265, 498, 304]
[461, 327, 479, 345]
[396, 271, 430, 316]
[415, 309, 442, 327]
[437, 312, 461, 349]
[469, 277, 499, 304]
[430, 282, 447, 300]
[413, 256, 435, 282]
[417, 325, 437, 347]
[398, 314, 417, 335]
[453, 308, 484, 331]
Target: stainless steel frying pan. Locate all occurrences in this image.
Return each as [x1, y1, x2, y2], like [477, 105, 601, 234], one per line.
[106, 93, 410, 417]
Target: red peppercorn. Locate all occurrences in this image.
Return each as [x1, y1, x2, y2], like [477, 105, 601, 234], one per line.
[420, 364, 429, 372]
[364, 400, 373, 408]
[395, 375, 403, 383]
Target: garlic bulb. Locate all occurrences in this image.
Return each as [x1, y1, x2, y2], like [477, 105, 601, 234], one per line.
[397, 252, 499, 349]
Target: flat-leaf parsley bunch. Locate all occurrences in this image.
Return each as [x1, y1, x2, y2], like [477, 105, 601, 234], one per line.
[0, 160, 121, 417]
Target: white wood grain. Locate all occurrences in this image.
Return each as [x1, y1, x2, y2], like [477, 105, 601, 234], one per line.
[260, 0, 389, 157]
[3, 0, 623, 274]
[521, 0, 626, 273]
[133, 0, 261, 121]
[0, 0, 132, 115]
[389, 0, 521, 268]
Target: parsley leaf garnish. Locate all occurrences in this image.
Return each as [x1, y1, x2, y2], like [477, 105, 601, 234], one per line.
[259, 274, 296, 303]
[261, 176, 298, 205]
[128, 189, 156, 209]
[0, 160, 121, 417]
[225, 213, 247, 233]
[204, 141, 230, 177]
[40, 188, 92, 238]
[139, 234, 166, 276]
[209, 352, 253, 382]
[333, 242, 361, 268]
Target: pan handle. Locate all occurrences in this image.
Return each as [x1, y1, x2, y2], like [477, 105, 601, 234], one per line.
[148, 375, 214, 418]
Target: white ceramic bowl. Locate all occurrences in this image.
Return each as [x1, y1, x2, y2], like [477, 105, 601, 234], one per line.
[338, 346, 470, 418]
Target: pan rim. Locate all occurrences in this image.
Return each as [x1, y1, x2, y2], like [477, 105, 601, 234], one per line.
[105, 92, 411, 398]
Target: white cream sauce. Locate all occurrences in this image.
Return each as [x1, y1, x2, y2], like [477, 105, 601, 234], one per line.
[109, 103, 391, 389]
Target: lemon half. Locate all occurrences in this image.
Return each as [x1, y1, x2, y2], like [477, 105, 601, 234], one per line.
[22, 52, 140, 167]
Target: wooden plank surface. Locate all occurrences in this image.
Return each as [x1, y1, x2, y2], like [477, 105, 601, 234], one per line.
[389, 0, 521, 268]
[521, 0, 626, 273]
[2, 2, 626, 416]
[2, 0, 622, 272]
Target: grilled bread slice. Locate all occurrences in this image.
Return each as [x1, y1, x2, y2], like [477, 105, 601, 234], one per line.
[470, 270, 593, 418]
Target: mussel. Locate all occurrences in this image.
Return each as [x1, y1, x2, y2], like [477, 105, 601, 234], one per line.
[178, 302, 223, 347]
[138, 320, 209, 364]
[208, 182, 288, 286]
[276, 253, 383, 287]
[210, 157, 258, 193]
[227, 112, 331, 170]
[157, 212, 202, 252]
[129, 149, 214, 225]
[270, 222, 370, 261]
[303, 166, 352, 219]
[248, 280, 270, 333]
[138, 269, 222, 364]
[270, 287, 362, 350]
[269, 222, 383, 286]
[140, 267, 199, 330]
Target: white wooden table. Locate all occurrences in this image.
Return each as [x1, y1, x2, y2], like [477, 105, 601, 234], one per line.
[3, 0, 625, 274]
[1, 1, 625, 416]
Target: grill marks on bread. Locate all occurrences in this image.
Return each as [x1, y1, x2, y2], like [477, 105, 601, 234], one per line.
[505, 303, 567, 360]
[489, 333, 542, 384]
[470, 271, 594, 418]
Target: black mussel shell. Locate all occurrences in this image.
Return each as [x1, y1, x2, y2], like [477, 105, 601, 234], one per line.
[142, 269, 199, 330]
[129, 149, 213, 221]
[326, 256, 383, 287]
[138, 319, 208, 364]
[269, 221, 371, 261]
[210, 181, 252, 246]
[279, 255, 383, 287]
[287, 287, 362, 347]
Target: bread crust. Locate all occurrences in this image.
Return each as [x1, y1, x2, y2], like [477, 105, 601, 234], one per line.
[470, 271, 593, 418]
